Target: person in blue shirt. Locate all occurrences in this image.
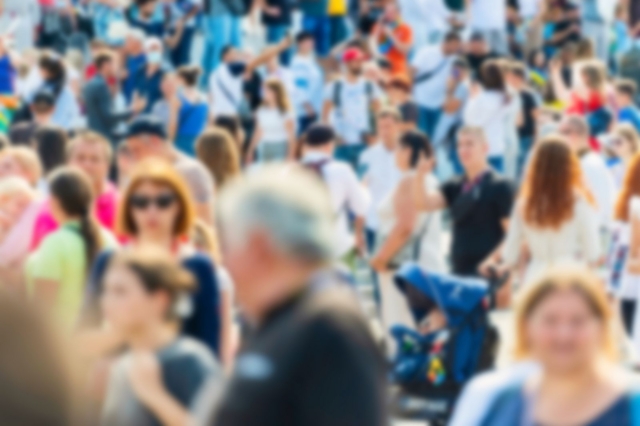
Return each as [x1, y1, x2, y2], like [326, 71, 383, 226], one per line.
[122, 29, 148, 104]
[132, 37, 167, 113]
[126, 0, 168, 38]
[614, 79, 640, 133]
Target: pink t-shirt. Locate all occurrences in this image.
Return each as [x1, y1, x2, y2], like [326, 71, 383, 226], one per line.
[31, 182, 119, 250]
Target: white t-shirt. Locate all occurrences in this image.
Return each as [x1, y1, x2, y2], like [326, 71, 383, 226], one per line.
[208, 64, 243, 118]
[359, 142, 402, 230]
[301, 152, 370, 258]
[411, 45, 455, 109]
[581, 151, 616, 226]
[469, 0, 506, 31]
[463, 90, 518, 156]
[323, 77, 383, 145]
[256, 107, 294, 145]
[290, 54, 324, 118]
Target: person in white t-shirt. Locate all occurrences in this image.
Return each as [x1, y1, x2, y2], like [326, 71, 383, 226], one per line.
[300, 124, 369, 260]
[359, 108, 403, 253]
[290, 32, 324, 134]
[398, 0, 452, 48]
[558, 115, 616, 228]
[208, 37, 293, 119]
[246, 79, 296, 164]
[411, 31, 463, 140]
[463, 60, 519, 173]
[465, 0, 508, 54]
[322, 47, 383, 170]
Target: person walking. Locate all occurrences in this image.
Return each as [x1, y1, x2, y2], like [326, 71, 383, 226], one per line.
[413, 126, 514, 277]
[477, 266, 635, 426]
[481, 136, 601, 285]
[197, 165, 388, 426]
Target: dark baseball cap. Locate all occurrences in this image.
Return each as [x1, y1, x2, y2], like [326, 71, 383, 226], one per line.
[31, 88, 56, 108]
[122, 115, 166, 139]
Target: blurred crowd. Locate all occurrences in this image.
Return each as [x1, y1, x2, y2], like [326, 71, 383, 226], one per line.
[2, 0, 640, 425]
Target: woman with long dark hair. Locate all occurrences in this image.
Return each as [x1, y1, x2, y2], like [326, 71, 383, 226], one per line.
[36, 51, 80, 130]
[25, 167, 116, 328]
[371, 130, 443, 348]
[482, 136, 601, 285]
[463, 60, 519, 173]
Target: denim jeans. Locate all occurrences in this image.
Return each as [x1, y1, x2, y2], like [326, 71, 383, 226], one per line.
[488, 155, 504, 173]
[201, 14, 242, 83]
[266, 24, 291, 65]
[302, 14, 331, 57]
[335, 144, 366, 173]
[418, 106, 442, 139]
[517, 136, 534, 178]
[171, 26, 195, 67]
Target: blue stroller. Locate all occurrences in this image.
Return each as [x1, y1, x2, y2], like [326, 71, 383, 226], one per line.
[390, 264, 504, 424]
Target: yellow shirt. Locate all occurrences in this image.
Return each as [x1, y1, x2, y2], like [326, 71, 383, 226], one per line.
[328, 0, 347, 16]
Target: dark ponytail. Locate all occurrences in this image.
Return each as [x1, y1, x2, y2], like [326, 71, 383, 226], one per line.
[48, 167, 102, 270]
[400, 130, 433, 168]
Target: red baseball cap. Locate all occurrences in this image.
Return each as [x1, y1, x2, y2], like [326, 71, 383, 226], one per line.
[342, 47, 365, 63]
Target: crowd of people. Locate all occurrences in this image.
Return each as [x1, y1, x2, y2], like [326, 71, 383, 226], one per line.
[2, 0, 640, 424]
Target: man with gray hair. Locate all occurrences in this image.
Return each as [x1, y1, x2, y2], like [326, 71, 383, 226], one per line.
[206, 165, 387, 426]
[558, 114, 615, 227]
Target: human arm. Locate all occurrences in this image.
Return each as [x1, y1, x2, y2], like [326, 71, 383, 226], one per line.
[549, 58, 571, 103]
[413, 157, 447, 212]
[285, 116, 296, 160]
[245, 123, 262, 165]
[381, 24, 412, 54]
[370, 177, 418, 272]
[245, 35, 293, 76]
[628, 208, 640, 274]
[165, 20, 185, 50]
[128, 352, 192, 426]
[442, 77, 464, 114]
[166, 92, 181, 143]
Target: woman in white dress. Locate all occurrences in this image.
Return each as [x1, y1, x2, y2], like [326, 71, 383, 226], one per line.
[613, 153, 640, 350]
[483, 136, 601, 286]
[370, 130, 442, 349]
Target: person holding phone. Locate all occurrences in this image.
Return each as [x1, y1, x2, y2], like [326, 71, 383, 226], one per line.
[374, 2, 412, 76]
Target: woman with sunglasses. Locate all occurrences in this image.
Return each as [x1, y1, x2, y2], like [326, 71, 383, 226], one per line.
[80, 159, 228, 362]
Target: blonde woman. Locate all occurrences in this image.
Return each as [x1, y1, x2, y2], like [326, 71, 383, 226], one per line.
[246, 78, 296, 164]
[471, 267, 633, 425]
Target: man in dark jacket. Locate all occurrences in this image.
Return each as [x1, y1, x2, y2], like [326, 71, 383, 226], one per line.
[83, 51, 145, 144]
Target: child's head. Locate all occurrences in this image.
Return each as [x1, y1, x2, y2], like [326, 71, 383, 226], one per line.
[615, 79, 637, 107]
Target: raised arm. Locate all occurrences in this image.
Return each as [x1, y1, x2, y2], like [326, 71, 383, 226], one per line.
[412, 157, 447, 212]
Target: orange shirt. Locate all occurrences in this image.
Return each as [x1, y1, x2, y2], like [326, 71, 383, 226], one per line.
[384, 23, 413, 76]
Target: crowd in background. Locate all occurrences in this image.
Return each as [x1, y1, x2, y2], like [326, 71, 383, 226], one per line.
[2, 0, 640, 424]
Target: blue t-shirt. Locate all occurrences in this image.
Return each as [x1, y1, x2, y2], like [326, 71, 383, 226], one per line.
[0, 55, 15, 94]
[123, 54, 146, 103]
[619, 106, 640, 133]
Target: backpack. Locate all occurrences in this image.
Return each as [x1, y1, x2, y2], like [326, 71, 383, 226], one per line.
[619, 46, 640, 104]
[332, 80, 376, 138]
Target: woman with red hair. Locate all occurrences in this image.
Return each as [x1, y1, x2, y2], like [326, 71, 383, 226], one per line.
[483, 136, 601, 285]
[612, 152, 640, 342]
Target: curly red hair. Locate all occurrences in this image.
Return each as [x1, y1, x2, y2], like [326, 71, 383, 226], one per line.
[521, 136, 594, 229]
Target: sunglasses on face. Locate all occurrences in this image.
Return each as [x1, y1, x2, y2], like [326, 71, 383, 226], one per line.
[130, 193, 177, 210]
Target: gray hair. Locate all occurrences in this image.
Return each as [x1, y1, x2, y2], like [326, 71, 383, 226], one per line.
[218, 165, 335, 263]
[562, 114, 590, 137]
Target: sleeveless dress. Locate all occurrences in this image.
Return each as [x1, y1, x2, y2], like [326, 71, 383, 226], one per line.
[375, 171, 443, 352]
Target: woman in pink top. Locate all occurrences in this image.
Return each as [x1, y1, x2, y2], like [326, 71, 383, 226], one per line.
[31, 132, 119, 249]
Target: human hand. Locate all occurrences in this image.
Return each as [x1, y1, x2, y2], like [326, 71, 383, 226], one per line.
[370, 254, 388, 273]
[127, 352, 164, 406]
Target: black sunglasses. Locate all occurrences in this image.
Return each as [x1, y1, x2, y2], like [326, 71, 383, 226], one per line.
[130, 193, 177, 210]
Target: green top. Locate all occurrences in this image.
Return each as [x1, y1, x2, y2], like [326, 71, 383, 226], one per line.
[25, 222, 117, 328]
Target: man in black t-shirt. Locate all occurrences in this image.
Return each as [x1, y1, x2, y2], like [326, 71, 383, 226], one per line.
[506, 62, 540, 176]
[466, 32, 500, 83]
[413, 126, 514, 276]
[199, 167, 388, 426]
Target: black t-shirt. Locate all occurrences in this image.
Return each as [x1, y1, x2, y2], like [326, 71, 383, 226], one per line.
[399, 101, 419, 126]
[517, 89, 538, 139]
[441, 170, 515, 276]
[466, 52, 500, 82]
[261, 0, 292, 26]
[209, 287, 388, 426]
